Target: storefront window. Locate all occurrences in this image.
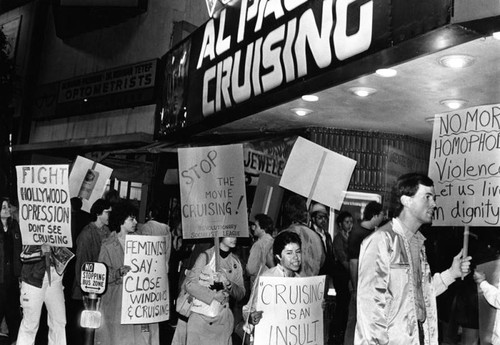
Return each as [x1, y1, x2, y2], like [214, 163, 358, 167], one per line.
[106, 179, 142, 201]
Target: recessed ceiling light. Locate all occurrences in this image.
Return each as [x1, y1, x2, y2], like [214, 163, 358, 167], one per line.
[493, 32, 500, 40]
[291, 108, 313, 116]
[440, 99, 468, 110]
[302, 95, 319, 102]
[438, 55, 475, 69]
[349, 87, 377, 97]
[376, 68, 397, 77]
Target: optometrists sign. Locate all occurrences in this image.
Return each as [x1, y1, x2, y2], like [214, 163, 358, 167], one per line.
[178, 144, 249, 239]
[255, 275, 326, 345]
[429, 103, 500, 227]
[16, 165, 72, 247]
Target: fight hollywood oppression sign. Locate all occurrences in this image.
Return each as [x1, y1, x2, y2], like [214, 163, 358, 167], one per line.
[16, 165, 72, 247]
[254, 276, 326, 345]
[178, 144, 249, 239]
[428, 103, 500, 227]
[122, 235, 170, 324]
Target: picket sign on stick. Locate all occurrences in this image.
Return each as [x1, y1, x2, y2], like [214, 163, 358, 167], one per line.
[279, 137, 356, 212]
[462, 226, 469, 280]
[306, 151, 327, 223]
[177, 144, 249, 240]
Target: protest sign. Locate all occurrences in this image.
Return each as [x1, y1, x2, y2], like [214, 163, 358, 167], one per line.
[279, 137, 356, 211]
[250, 173, 283, 227]
[16, 165, 72, 247]
[178, 144, 249, 239]
[255, 275, 326, 345]
[69, 155, 113, 213]
[121, 235, 169, 324]
[428, 104, 500, 226]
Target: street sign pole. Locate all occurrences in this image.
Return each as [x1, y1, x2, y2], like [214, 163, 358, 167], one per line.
[83, 293, 98, 345]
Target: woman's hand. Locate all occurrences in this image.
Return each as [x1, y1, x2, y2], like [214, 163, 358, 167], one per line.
[117, 265, 131, 278]
[214, 290, 229, 304]
[249, 310, 263, 325]
[216, 270, 232, 291]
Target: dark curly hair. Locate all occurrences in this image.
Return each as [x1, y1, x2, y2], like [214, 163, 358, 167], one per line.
[337, 211, 353, 225]
[109, 201, 137, 232]
[273, 231, 301, 257]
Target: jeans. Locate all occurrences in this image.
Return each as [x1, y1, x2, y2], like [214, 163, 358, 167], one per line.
[17, 267, 67, 345]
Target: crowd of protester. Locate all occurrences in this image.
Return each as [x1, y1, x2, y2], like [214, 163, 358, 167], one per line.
[1, 173, 500, 345]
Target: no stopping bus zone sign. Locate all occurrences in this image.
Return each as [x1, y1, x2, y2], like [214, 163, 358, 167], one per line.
[81, 262, 107, 294]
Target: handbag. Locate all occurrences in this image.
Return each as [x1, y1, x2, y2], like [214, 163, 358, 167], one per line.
[175, 283, 193, 317]
[190, 252, 224, 317]
[175, 251, 211, 318]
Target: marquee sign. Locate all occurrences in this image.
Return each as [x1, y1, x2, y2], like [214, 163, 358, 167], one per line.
[159, 0, 450, 137]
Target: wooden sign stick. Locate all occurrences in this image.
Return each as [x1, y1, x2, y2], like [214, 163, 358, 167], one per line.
[462, 226, 469, 280]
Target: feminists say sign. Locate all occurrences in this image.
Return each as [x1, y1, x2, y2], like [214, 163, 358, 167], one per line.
[121, 235, 169, 323]
[429, 104, 500, 226]
[16, 165, 72, 247]
[178, 144, 249, 239]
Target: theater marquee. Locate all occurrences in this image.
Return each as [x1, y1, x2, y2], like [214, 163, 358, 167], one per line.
[159, 0, 450, 137]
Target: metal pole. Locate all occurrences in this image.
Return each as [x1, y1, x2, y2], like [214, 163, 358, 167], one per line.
[82, 293, 98, 345]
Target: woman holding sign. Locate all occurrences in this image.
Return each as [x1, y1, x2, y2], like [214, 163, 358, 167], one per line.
[184, 237, 245, 345]
[240, 231, 302, 344]
[95, 201, 159, 345]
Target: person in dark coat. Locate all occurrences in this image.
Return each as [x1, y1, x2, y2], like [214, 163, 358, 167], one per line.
[0, 197, 22, 344]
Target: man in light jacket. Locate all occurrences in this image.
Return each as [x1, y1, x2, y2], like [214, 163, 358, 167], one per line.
[355, 173, 471, 345]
